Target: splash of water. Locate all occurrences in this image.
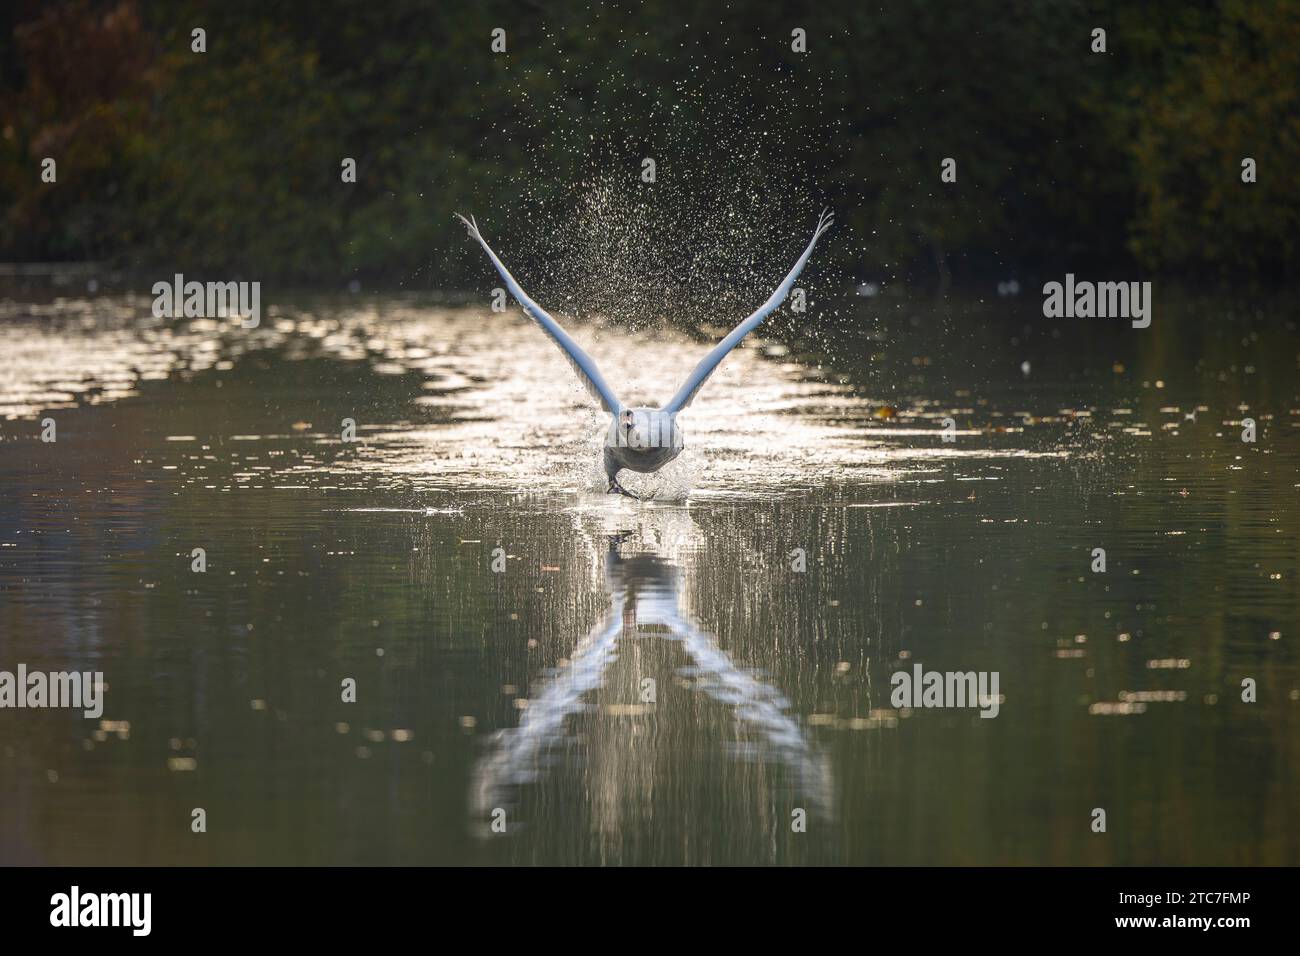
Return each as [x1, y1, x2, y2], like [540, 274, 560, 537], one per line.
[582, 436, 704, 503]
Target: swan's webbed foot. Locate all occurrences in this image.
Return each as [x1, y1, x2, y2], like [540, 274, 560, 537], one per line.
[608, 477, 656, 501]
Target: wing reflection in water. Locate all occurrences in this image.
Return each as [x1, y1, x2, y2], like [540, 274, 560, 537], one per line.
[470, 507, 834, 855]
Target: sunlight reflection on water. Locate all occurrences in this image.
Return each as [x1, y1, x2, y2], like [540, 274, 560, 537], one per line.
[3, 297, 1069, 499]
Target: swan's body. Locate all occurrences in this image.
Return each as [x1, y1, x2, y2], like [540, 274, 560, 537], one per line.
[604, 405, 684, 482]
[455, 208, 834, 497]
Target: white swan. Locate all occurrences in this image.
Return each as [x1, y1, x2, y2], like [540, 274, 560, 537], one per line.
[455, 209, 834, 497]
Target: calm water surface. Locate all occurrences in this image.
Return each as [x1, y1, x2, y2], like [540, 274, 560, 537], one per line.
[1, 290, 1297, 865]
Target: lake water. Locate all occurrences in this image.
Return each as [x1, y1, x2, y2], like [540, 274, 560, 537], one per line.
[1, 289, 1296, 865]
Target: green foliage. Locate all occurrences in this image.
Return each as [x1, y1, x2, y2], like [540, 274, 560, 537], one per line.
[0, 0, 153, 261]
[0, 0, 1295, 283]
[1125, 0, 1299, 275]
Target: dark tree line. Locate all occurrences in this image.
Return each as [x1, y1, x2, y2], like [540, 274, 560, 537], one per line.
[1, 0, 1295, 290]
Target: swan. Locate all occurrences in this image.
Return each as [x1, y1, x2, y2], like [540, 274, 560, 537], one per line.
[455, 209, 834, 497]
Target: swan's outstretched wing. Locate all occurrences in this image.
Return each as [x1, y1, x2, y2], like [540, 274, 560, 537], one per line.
[456, 214, 621, 413]
[662, 209, 834, 414]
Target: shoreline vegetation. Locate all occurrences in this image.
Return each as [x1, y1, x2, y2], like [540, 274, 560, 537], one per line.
[1, 1, 1297, 292]
[0, 264, 1292, 304]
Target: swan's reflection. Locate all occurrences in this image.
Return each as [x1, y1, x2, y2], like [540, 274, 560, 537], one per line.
[471, 507, 834, 851]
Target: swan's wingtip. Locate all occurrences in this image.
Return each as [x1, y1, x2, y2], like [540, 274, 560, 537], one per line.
[453, 212, 478, 233]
